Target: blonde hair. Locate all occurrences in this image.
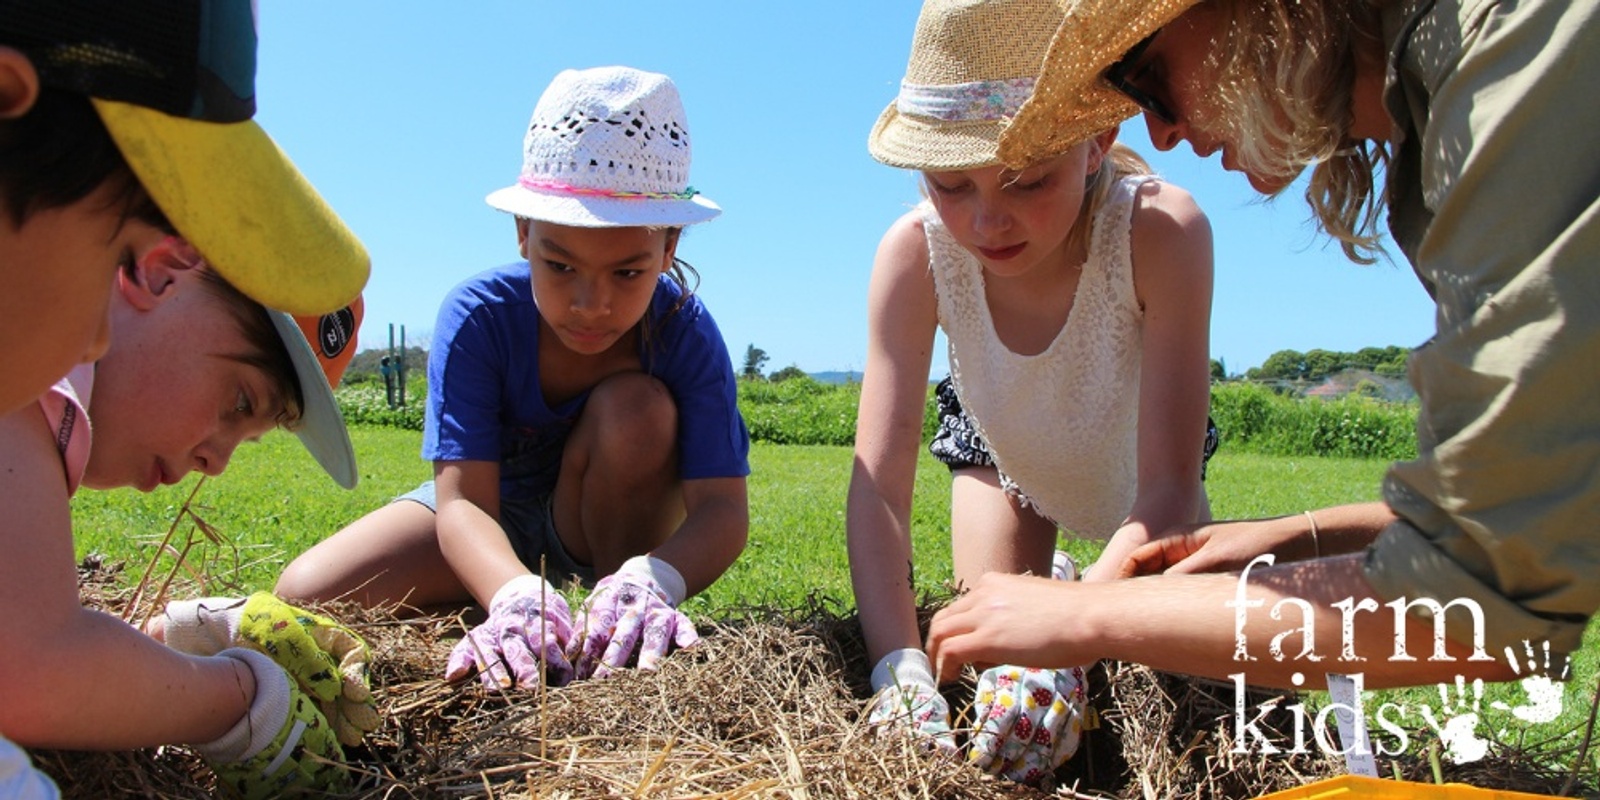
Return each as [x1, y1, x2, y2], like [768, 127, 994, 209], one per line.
[1066, 141, 1153, 262]
[1205, 0, 1387, 263]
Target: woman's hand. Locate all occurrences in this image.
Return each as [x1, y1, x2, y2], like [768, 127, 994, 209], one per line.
[1116, 517, 1323, 578]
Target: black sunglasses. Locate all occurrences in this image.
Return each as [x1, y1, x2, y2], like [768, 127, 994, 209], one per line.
[1104, 31, 1176, 125]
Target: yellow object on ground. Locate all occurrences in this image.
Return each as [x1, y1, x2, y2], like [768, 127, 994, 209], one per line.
[1257, 775, 1557, 799]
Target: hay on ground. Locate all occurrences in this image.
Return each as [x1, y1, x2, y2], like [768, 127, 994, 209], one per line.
[37, 558, 1598, 799]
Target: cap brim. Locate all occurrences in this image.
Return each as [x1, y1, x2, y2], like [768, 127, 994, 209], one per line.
[868, 102, 1005, 171]
[269, 311, 357, 488]
[484, 185, 721, 228]
[92, 99, 370, 316]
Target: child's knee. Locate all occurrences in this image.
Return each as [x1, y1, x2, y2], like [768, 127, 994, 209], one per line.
[274, 555, 332, 602]
[585, 373, 677, 448]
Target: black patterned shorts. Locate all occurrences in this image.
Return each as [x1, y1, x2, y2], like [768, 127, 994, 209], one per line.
[928, 376, 1222, 479]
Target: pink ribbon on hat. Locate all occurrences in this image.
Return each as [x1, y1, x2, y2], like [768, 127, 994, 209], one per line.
[518, 177, 699, 201]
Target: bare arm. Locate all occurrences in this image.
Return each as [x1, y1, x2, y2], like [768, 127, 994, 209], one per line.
[435, 459, 526, 607]
[847, 212, 941, 667]
[0, 407, 251, 749]
[647, 476, 748, 598]
[1089, 181, 1216, 580]
[1118, 501, 1396, 578]
[927, 552, 1516, 690]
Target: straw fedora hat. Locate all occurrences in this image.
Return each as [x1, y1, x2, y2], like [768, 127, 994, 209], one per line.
[868, 0, 1070, 171]
[997, 0, 1202, 168]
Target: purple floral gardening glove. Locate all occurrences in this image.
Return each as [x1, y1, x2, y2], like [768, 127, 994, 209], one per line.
[864, 648, 956, 752]
[446, 574, 575, 689]
[568, 555, 699, 680]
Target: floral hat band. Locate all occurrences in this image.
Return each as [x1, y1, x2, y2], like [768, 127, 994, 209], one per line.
[895, 77, 1037, 123]
[517, 176, 702, 202]
[867, 0, 1070, 171]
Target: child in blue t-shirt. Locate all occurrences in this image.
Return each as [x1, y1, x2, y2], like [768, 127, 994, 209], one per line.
[279, 66, 751, 689]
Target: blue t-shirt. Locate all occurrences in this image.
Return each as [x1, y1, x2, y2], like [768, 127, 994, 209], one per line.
[422, 262, 750, 496]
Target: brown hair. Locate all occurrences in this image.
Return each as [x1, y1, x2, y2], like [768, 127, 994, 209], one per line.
[638, 226, 700, 367]
[193, 268, 305, 427]
[0, 87, 171, 232]
[1205, 0, 1387, 262]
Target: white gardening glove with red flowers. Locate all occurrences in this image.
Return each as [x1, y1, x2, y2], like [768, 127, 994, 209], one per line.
[445, 574, 575, 689]
[967, 663, 1088, 784]
[863, 648, 957, 752]
[568, 555, 699, 680]
[965, 550, 1087, 784]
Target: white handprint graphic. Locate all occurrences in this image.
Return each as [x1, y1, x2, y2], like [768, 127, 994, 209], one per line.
[1489, 640, 1570, 725]
[1419, 676, 1489, 764]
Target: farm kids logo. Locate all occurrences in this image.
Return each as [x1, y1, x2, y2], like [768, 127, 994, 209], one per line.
[1224, 555, 1570, 766]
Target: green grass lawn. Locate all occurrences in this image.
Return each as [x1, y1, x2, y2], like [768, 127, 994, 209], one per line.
[68, 427, 1393, 609]
[69, 426, 1599, 781]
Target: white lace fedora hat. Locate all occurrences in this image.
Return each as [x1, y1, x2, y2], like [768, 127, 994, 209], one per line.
[486, 66, 721, 227]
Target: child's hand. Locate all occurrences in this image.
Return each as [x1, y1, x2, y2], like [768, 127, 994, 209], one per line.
[160, 593, 379, 747]
[864, 649, 957, 752]
[197, 648, 349, 800]
[968, 664, 1087, 785]
[568, 556, 699, 680]
[446, 574, 574, 689]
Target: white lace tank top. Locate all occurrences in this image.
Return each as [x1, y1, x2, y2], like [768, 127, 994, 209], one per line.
[927, 175, 1149, 538]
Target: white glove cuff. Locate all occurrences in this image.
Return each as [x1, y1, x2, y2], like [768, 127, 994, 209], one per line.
[193, 648, 290, 764]
[617, 555, 687, 606]
[490, 574, 561, 611]
[161, 596, 246, 656]
[871, 648, 937, 693]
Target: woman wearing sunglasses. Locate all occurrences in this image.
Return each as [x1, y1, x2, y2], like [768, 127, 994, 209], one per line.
[928, 0, 1599, 690]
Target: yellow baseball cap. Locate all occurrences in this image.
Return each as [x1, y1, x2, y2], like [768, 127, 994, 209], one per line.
[2, 0, 369, 315]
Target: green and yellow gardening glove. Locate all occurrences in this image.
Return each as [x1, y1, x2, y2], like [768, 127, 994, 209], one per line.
[161, 592, 379, 747]
[195, 648, 349, 799]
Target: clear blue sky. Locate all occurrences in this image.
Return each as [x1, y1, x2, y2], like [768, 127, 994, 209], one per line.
[254, 1, 1436, 377]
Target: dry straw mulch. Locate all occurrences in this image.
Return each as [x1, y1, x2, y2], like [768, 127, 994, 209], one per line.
[38, 558, 1598, 799]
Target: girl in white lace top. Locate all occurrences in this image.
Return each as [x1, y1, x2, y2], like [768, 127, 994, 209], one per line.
[848, 0, 1217, 785]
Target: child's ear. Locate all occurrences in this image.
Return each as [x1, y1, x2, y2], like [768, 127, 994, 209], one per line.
[118, 238, 201, 310]
[1087, 128, 1121, 174]
[661, 228, 682, 266]
[514, 216, 532, 255]
[0, 48, 40, 119]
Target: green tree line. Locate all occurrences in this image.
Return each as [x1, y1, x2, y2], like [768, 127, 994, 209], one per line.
[1236, 345, 1410, 382]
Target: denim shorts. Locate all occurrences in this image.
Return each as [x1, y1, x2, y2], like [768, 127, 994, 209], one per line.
[397, 480, 596, 587]
[928, 376, 1222, 478]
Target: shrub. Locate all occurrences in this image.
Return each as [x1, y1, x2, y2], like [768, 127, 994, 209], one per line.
[341, 375, 1417, 460]
[737, 377, 940, 446]
[1210, 383, 1416, 460]
[336, 380, 427, 431]
[739, 375, 860, 446]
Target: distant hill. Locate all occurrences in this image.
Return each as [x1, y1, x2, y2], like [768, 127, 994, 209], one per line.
[808, 371, 862, 384]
